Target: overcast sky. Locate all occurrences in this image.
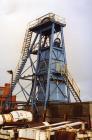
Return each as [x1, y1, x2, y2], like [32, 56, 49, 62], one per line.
[0, 0, 92, 101]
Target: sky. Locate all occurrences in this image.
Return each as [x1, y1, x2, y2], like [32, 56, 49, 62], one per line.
[0, 0, 92, 101]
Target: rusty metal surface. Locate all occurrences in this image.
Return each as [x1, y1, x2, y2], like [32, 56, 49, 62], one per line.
[36, 102, 92, 129]
[0, 121, 92, 139]
[53, 131, 76, 140]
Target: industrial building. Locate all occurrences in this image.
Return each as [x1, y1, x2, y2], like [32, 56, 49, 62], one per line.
[0, 83, 16, 112]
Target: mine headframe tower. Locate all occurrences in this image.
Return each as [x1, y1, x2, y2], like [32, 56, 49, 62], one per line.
[7, 13, 81, 113]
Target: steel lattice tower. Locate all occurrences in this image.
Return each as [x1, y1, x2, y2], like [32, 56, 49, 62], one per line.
[6, 13, 81, 113]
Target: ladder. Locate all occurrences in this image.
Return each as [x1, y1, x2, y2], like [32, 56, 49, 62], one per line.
[12, 28, 32, 91]
[62, 66, 81, 102]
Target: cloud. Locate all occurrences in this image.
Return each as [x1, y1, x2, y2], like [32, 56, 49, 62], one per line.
[0, 0, 17, 15]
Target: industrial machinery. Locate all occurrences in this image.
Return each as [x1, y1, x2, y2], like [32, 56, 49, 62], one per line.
[1, 13, 92, 140]
[4, 13, 81, 116]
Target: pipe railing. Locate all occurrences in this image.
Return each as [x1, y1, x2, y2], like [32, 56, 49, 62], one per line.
[64, 65, 80, 96]
[28, 13, 66, 29]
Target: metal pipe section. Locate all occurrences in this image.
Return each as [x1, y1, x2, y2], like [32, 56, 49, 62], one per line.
[48, 122, 85, 131]
[33, 121, 71, 129]
[0, 110, 33, 125]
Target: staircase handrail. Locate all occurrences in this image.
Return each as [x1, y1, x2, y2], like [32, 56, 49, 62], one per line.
[64, 65, 80, 96]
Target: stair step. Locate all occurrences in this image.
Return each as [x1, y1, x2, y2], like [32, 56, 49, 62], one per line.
[12, 30, 33, 90]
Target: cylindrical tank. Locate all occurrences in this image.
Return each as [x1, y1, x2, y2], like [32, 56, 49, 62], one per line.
[11, 110, 33, 122]
[0, 110, 33, 125]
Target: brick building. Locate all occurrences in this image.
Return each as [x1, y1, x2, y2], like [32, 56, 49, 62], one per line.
[0, 83, 16, 112]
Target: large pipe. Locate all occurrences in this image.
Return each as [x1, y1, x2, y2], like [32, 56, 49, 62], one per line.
[0, 110, 33, 125]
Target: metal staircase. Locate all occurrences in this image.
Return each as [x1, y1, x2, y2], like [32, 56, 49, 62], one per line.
[12, 28, 32, 91]
[62, 66, 81, 102]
